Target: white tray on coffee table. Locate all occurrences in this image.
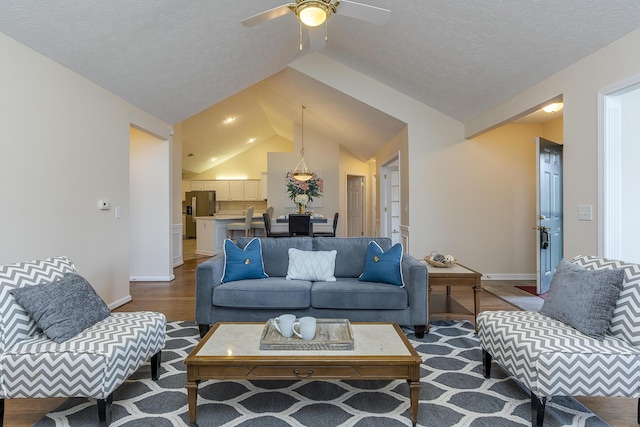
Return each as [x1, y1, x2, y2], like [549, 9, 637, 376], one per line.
[260, 318, 354, 350]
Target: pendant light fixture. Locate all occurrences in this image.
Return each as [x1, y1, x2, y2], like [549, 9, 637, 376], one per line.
[291, 105, 314, 182]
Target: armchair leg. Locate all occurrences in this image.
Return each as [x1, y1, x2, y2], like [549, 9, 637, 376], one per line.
[199, 323, 210, 338]
[1, 398, 4, 427]
[637, 398, 639, 424]
[151, 350, 162, 380]
[482, 349, 492, 378]
[530, 392, 546, 427]
[97, 393, 113, 427]
[414, 325, 426, 338]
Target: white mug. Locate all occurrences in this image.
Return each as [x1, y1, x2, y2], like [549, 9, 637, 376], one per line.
[274, 314, 296, 338]
[293, 316, 317, 340]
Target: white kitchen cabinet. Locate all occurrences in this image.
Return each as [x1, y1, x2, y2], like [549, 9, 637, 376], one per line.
[195, 217, 214, 256]
[190, 181, 204, 191]
[215, 180, 230, 200]
[229, 181, 245, 200]
[203, 181, 216, 191]
[243, 180, 261, 200]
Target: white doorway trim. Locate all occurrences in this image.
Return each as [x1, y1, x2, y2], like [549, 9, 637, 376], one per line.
[598, 73, 640, 258]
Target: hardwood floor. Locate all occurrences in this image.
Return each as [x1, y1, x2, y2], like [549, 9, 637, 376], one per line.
[4, 256, 637, 426]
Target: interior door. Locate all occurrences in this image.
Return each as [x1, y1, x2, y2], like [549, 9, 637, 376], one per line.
[535, 137, 563, 294]
[347, 175, 365, 236]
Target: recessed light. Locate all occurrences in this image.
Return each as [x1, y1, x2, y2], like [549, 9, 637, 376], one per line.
[210, 157, 217, 162]
[223, 116, 236, 124]
[247, 138, 256, 143]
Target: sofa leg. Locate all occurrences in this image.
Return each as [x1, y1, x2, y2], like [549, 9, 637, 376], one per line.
[530, 392, 546, 427]
[199, 323, 210, 338]
[482, 349, 492, 378]
[151, 350, 162, 380]
[414, 325, 426, 338]
[97, 393, 113, 427]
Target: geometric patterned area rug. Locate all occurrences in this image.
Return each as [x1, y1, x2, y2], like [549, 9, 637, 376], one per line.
[35, 320, 607, 427]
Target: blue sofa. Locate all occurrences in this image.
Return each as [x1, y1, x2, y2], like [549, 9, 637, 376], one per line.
[195, 237, 428, 338]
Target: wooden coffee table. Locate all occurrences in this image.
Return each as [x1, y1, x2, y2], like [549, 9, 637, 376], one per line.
[184, 322, 423, 426]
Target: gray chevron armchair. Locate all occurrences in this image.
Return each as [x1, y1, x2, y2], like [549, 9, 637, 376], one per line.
[478, 255, 640, 427]
[0, 256, 166, 426]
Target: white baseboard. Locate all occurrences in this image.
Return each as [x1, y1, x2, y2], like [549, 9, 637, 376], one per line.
[108, 294, 132, 310]
[482, 273, 536, 281]
[195, 250, 214, 256]
[129, 275, 176, 282]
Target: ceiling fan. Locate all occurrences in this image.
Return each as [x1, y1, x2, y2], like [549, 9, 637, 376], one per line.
[241, 0, 391, 49]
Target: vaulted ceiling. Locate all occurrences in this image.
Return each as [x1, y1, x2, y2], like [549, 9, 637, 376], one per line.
[1, 1, 639, 173]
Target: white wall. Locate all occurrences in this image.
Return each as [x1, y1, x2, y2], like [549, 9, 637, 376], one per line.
[130, 127, 173, 281]
[467, 27, 640, 259]
[0, 33, 172, 306]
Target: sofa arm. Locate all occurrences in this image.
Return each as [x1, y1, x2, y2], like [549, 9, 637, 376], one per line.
[402, 254, 428, 331]
[195, 254, 225, 328]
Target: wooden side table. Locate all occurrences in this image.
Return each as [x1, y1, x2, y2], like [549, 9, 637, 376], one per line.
[423, 262, 483, 333]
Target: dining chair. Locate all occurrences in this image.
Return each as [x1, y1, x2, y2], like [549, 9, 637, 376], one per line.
[288, 214, 312, 237]
[251, 206, 273, 237]
[263, 213, 289, 238]
[226, 206, 254, 239]
[313, 212, 339, 237]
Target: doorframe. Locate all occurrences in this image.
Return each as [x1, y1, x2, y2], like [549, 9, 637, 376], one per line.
[379, 156, 400, 243]
[598, 72, 640, 257]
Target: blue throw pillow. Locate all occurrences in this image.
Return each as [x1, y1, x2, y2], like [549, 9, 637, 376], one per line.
[221, 237, 268, 283]
[359, 241, 404, 287]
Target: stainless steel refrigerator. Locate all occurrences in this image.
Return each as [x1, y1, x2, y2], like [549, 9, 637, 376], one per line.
[185, 191, 216, 238]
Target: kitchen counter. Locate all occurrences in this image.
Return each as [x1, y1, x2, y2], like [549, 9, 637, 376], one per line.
[194, 215, 262, 256]
[193, 214, 333, 256]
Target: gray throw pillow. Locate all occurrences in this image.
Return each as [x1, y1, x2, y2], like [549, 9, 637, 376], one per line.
[10, 273, 111, 343]
[539, 259, 624, 340]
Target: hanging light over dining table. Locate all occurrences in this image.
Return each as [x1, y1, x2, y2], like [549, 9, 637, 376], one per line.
[291, 105, 314, 182]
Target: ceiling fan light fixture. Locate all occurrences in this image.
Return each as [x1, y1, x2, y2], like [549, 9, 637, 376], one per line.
[296, 1, 329, 27]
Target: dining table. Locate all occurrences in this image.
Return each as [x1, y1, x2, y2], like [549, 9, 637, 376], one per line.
[275, 214, 328, 235]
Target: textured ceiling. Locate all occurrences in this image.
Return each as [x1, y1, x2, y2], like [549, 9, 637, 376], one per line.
[1, 0, 639, 173]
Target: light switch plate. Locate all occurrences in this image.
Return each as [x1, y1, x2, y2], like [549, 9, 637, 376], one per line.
[578, 204, 593, 221]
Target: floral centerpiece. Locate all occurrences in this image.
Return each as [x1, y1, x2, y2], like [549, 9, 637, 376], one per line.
[286, 172, 323, 214]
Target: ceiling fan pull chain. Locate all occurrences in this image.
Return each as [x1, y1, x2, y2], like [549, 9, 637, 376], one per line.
[324, 21, 328, 41]
[299, 21, 303, 50]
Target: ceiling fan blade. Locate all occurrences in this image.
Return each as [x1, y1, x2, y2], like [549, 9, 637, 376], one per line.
[337, 0, 391, 25]
[308, 26, 326, 50]
[241, 5, 293, 27]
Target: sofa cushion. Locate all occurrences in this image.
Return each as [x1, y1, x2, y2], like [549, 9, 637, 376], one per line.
[286, 248, 337, 282]
[0, 256, 78, 352]
[313, 237, 392, 278]
[237, 237, 313, 277]
[10, 273, 111, 343]
[311, 278, 408, 310]
[539, 259, 624, 340]
[213, 277, 312, 309]
[359, 241, 404, 287]
[222, 238, 268, 283]
[572, 255, 640, 346]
